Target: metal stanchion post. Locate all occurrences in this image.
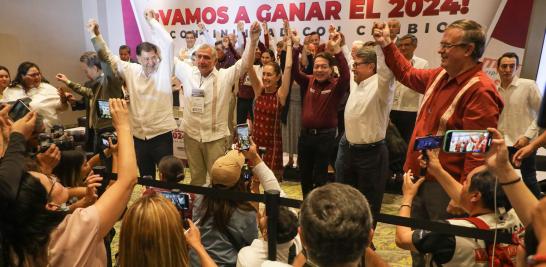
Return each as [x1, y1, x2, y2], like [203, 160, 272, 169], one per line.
[265, 189, 280, 261]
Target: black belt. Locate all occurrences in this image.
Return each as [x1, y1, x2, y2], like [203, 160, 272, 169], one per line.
[301, 128, 337, 135]
[349, 139, 385, 150]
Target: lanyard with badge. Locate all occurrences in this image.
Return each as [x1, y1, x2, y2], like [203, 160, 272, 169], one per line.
[191, 76, 206, 114]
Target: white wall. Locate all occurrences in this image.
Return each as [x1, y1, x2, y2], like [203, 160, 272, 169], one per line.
[0, 0, 127, 126]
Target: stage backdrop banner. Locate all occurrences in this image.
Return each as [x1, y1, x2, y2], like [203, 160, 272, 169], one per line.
[124, 0, 534, 83]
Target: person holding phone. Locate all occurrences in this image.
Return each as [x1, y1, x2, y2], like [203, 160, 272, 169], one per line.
[247, 20, 293, 180]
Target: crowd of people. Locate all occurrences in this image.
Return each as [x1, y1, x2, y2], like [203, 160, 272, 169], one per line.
[1, 7, 546, 267]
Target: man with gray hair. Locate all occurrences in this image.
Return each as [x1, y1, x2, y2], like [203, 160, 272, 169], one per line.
[341, 45, 395, 223]
[174, 22, 261, 186]
[390, 34, 429, 143]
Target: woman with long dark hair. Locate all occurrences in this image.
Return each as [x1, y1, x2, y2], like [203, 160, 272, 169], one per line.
[0, 65, 10, 100]
[3, 62, 68, 128]
[0, 99, 138, 266]
[248, 20, 293, 180]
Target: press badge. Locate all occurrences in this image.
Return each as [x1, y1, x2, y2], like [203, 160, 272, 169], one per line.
[191, 89, 205, 114]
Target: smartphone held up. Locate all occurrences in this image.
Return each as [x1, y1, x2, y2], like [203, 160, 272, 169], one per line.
[443, 130, 493, 153]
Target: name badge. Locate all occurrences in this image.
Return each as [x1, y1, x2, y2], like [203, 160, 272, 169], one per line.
[191, 89, 205, 114]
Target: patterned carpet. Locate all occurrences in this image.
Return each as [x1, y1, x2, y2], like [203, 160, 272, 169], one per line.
[110, 179, 412, 266]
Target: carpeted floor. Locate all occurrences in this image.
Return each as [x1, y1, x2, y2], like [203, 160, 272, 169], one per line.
[110, 179, 412, 266]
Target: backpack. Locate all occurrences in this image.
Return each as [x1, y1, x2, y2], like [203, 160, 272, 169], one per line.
[463, 217, 517, 267]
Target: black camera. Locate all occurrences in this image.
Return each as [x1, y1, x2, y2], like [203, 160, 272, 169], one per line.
[100, 132, 117, 148]
[37, 126, 75, 153]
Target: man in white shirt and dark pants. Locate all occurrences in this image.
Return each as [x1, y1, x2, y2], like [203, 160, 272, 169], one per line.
[389, 34, 429, 143]
[497, 52, 542, 197]
[175, 22, 261, 186]
[342, 45, 395, 222]
[89, 11, 177, 178]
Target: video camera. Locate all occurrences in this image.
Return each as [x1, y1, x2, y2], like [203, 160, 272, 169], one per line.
[37, 126, 75, 153]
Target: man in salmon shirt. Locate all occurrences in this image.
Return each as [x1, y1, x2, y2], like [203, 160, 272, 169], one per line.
[372, 20, 504, 267]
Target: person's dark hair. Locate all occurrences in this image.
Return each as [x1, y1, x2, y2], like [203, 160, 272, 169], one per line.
[214, 40, 224, 48]
[185, 31, 196, 38]
[300, 183, 373, 266]
[309, 31, 319, 37]
[52, 150, 86, 188]
[136, 42, 159, 56]
[262, 49, 275, 59]
[496, 52, 520, 68]
[1, 172, 66, 267]
[314, 52, 338, 68]
[201, 178, 256, 236]
[10, 62, 48, 88]
[119, 45, 131, 53]
[263, 62, 282, 88]
[79, 51, 102, 70]
[447, 19, 486, 61]
[158, 156, 185, 183]
[468, 170, 508, 211]
[277, 207, 299, 244]
[0, 65, 10, 78]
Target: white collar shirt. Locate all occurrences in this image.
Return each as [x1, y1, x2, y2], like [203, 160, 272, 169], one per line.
[498, 77, 542, 146]
[175, 44, 251, 142]
[391, 55, 429, 112]
[236, 236, 302, 267]
[93, 19, 176, 140]
[344, 46, 396, 144]
[3, 83, 64, 128]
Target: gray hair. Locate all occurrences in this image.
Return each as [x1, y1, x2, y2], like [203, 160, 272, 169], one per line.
[397, 34, 418, 46]
[447, 19, 486, 61]
[355, 46, 377, 73]
[197, 43, 217, 60]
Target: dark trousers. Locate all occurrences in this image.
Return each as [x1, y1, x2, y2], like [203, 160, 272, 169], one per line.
[85, 128, 97, 153]
[298, 131, 336, 197]
[236, 97, 254, 124]
[410, 180, 452, 267]
[342, 142, 389, 226]
[134, 131, 173, 179]
[508, 146, 540, 197]
[390, 110, 417, 144]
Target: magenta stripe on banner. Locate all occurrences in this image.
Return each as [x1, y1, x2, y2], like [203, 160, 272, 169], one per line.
[121, 0, 142, 59]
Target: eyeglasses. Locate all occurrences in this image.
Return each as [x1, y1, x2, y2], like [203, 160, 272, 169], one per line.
[47, 175, 59, 201]
[25, 72, 41, 78]
[439, 42, 468, 50]
[140, 56, 161, 63]
[352, 62, 370, 68]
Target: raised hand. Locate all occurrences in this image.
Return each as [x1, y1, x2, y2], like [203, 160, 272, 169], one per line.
[237, 21, 244, 32]
[198, 22, 206, 32]
[327, 31, 342, 54]
[55, 73, 69, 84]
[109, 99, 130, 131]
[261, 21, 269, 34]
[144, 9, 157, 22]
[484, 128, 514, 182]
[249, 21, 262, 43]
[10, 111, 36, 140]
[372, 22, 392, 47]
[87, 19, 100, 36]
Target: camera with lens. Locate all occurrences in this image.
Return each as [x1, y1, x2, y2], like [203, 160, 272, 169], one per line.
[37, 127, 75, 153]
[100, 132, 117, 148]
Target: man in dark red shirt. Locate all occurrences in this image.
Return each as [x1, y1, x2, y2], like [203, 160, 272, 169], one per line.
[373, 20, 504, 266]
[292, 29, 350, 197]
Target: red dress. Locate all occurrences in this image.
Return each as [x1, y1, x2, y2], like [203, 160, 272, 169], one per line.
[253, 90, 283, 175]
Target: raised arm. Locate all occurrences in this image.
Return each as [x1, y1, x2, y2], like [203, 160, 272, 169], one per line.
[94, 99, 138, 238]
[145, 10, 174, 77]
[277, 20, 293, 107]
[227, 21, 260, 84]
[375, 45, 396, 103]
[373, 22, 434, 94]
[55, 73, 94, 98]
[290, 32, 310, 90]
[248, 64, 263, 98]
[0, 111, 36, 204]
[486, 128, 539, 226]
[395, 171, 425, 251]
[87, 19, 127, 79]
[422, 150, 463, 206]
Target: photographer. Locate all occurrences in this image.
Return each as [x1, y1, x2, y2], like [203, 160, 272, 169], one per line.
[0, 99, 138, 266]
[190, 140, 284, 266]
